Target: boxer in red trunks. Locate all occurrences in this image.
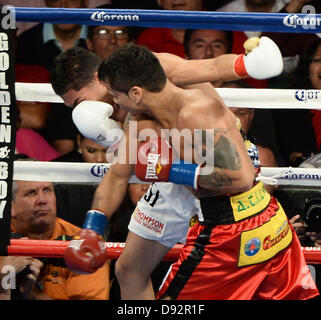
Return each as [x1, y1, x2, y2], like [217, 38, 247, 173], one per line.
[157, 181, 317, 299]
[100, 43, 318, 300]
[65, 39, 319, 299]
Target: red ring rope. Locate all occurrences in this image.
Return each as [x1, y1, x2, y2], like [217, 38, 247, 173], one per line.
[7, 239, 321, 264]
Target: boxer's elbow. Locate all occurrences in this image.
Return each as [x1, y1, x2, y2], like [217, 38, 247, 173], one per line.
[238, 169, 256, 192]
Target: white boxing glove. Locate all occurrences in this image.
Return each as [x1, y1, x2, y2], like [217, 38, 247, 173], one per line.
[233, 36, 283, 80]
[72, 101, 124, 148]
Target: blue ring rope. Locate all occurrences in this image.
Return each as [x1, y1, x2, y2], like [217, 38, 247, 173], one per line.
[13, 7, 321, 33]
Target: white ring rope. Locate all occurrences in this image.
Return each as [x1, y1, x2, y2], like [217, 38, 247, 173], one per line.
[13, 161, 141, 184]
[15, 82, 321, 110]
[15, 82, 64, 104]
[12, 161, 321, 186]
[13, 83, 321, 186]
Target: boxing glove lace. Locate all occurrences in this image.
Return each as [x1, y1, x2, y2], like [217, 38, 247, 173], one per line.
[233, 36, 283, 80]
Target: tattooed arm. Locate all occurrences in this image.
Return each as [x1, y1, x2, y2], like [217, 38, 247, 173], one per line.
[179, 101, 255, 197]
[197, 128, 252, 196]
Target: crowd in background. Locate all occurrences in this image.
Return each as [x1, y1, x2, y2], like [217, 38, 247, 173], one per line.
[0, 0, 321, 300]
[6, 0, 321, 168]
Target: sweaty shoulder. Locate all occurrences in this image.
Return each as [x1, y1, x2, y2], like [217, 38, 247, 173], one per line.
[178, 89, 225, 130]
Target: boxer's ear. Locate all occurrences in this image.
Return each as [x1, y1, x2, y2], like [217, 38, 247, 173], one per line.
[128, 86, 143, 104]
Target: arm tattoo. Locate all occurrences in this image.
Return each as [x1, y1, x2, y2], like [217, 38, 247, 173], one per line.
[213, 134, 241, 170]
[200, 128, 241, 170]
[195, 167, 233, 198]
[197, 128, 241, 192]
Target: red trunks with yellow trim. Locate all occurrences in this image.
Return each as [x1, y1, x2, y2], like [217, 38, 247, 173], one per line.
[157, 182, 319, 300]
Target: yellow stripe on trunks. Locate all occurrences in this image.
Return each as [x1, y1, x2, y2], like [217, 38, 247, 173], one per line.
[230, 181, 270, 222]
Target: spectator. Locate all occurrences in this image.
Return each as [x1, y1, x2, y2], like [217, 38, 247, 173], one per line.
[0, 256, 43, 300]
[45, 104, 79, 155]
[184, 28, 233, 87]
[217, 0, 320, 87]
[15, 109, 61, 161]
[15, 128, 61, 161]
[15, 63, 51, 131]
[87, 25, 136, 60]
[289, 207, 321, 298]
[86, 4, 137, 60]
[10, 179, 110, 300]
[5, 0, 108, 35]
[16, 0, 89, 71]
[263, 0, 321, 82]
[184, 28, 233, 60]
[272, 39, 319, 166]
[15, 0, 89, 155]
[230, 106, 278, 167]
[293, 39, 321, 153]
[137, 0, 205, 58]
[111, 0, 159, 9]
[13, 28, 51, 144]
[53, 133, 108, 163]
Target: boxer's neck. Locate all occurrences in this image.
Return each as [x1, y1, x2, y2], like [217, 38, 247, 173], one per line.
[142, 81, 183, 129]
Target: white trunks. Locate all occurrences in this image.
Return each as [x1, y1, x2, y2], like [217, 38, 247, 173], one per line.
[128, 182, 201, 248]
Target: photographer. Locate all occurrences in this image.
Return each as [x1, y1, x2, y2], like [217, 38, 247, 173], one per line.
[307, 232, 321, 248]
[0, 256, 43, 300]
[289, 204, 321, 248]
[290, 204, 321, 299]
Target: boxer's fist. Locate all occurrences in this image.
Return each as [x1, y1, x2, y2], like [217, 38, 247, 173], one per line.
[135, 137, 200, 189]
[64, 210, 109, 274]
[72, 101, 123, 148]
[64, 229, 107, 274]
[234, 36, 283, 80]
[136, 137, 173, 182]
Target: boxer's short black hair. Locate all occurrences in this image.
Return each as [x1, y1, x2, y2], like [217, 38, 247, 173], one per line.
[50, 47, 102, 96]
[98, 43, 166, 94]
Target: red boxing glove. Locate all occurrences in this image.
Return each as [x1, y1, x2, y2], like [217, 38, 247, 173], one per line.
[64, 229, 107, 274]
[135, 137, 173, 182]
[135, 137, 200, 188]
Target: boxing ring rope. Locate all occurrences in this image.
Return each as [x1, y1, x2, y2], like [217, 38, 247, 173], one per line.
[8, 7, 321, 263]
[8, 239, 182, 261]
[15, 82, 321, 110]
[13, 7, 321, 33]
[7, 239, 321, 264]
[11, 160, 321, 186]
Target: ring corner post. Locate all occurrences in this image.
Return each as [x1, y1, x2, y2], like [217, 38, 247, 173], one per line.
[0, 5, 17, 256]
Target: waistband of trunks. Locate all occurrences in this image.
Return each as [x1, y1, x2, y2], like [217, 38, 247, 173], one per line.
[200, 181, 271, 226]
